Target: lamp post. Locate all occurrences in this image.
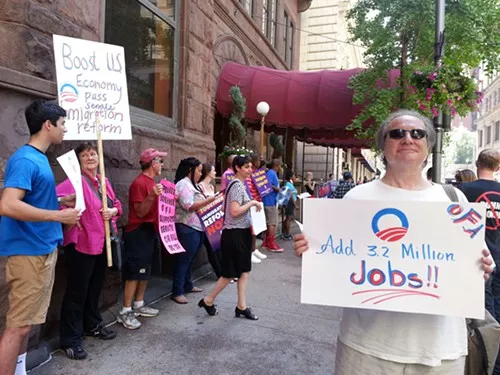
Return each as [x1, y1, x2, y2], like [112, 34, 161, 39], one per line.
[432, 0, 445, 182]
[257, 101, 270, 158]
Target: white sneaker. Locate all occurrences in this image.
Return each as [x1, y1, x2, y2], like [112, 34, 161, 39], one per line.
[253, 249, 267, 260]
[251, 253, 262, 264]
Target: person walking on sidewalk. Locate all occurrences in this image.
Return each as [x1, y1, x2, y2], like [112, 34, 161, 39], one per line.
[0, 100, 81, 375]
[261, 159, 283, 253]
[171, 158, 217, 304]
[118, 148, 166, 330]
[294, 109, 494, 375]
[56, 142, 121, 360]
[199, 155, 262, 320]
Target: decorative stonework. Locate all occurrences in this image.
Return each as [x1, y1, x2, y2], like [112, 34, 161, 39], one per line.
[212, 35, 249, 99]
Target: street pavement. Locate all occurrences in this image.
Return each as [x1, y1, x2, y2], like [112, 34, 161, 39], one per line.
[30, 234, 342, 375]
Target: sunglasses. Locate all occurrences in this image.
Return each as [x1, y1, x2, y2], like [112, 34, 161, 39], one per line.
[153, 158, 164, 164]
[386, 129, 427, 140]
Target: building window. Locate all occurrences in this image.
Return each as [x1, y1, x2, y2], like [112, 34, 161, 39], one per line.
[495, 91, 498, 106]
[105, 0, 176, 118]
[267, 0, 277, 47]
[240, 0, 253, 16]
[487, 126, 492, 144]
[479, 129, 483, 147]
[496, 121, 500, 141]
[261, 0, 268, 36]
[283, 11, 294, 66]
[146, 0, 175, 19]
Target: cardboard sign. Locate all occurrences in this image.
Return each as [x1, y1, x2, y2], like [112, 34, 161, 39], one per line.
[56, 150, 86, 212]
[251, 168, 272, 198]
[317, 182, 331, 198]
[53, 35, 131, 140]
[158, 179, 185, 254]
[301, 199, 486, 318]
[196, 194, 224, 251]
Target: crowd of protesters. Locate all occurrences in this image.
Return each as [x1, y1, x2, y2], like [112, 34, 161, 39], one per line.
[5, 100, 494, 375]
[0, 100, 304, 372]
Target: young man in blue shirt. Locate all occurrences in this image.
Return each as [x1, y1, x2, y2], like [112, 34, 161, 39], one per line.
[262, 159, 284, 252]
[0, 100, 80, 375]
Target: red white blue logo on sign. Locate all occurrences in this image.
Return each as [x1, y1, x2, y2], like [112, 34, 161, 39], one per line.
[371, 208, 409, 242]
[59, 83, 79, 103]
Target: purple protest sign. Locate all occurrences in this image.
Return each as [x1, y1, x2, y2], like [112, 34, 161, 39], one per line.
[251, 168, 272, 198]
[196, 194, 225, 251]
[158, 179, 185, 254]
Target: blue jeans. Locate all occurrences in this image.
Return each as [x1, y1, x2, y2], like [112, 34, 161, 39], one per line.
[171, 223, 204, 297]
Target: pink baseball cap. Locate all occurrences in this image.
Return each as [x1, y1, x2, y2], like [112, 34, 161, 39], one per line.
[140, 148, 167, 164]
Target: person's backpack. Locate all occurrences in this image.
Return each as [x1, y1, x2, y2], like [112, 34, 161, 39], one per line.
[442, 184, 500, 375]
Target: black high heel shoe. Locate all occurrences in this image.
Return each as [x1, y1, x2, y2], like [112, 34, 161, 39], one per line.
[198, 298, 218, 316]
[235, 307, 258, 320]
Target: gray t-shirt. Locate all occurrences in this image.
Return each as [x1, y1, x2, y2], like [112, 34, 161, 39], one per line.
[223, 179, 251, 229]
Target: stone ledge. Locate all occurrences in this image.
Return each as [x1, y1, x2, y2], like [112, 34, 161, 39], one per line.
[0, 66, 57, 99]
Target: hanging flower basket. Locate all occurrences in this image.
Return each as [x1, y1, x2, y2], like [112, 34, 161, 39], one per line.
[407, 65, 483, 118]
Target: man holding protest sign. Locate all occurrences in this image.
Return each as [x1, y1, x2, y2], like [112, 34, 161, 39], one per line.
[294, 110, 494, 375]
[0, 100, 81, 375]
[118, 148, 166, 330]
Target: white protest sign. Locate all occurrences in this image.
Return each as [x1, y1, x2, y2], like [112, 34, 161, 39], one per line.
[301, 199, 486, 318]
[53, 35, 131, 140]
[57, 150, 86, 212]
[250, 205, 267, 235]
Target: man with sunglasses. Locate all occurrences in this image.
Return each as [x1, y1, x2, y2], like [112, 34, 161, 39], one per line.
[294, 109, 494, 375]
[118, 148, 166, 330]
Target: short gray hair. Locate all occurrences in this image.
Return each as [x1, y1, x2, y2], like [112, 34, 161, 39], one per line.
[376, 109, 436, 153]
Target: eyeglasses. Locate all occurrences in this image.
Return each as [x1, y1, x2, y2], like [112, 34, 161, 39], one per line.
[153, 158, 164, 164]
[386, 129, 428, 140]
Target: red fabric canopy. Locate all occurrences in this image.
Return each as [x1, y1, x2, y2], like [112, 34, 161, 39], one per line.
[216, 62, 365, 130]
[216, 62, 398, 147]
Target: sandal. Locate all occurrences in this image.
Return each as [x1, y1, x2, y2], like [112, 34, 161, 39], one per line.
[171, 295, 188, 304]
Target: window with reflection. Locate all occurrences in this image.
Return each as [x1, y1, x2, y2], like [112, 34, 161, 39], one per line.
[105, 0, 176, 118]
[240, 0, 253, 16]
[146, 0, 175, 19]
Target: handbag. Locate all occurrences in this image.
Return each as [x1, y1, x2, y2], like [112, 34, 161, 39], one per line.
[83, 174, 122, 271]
[442, 184, 500, 375]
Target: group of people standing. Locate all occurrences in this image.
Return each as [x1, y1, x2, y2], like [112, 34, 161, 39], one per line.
[0, 100, 290, 373]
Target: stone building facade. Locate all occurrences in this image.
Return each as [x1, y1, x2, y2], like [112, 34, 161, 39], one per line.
[296, 0, 376, 182]
[0, 0, 307, 363]
[477, 72, 500, 152]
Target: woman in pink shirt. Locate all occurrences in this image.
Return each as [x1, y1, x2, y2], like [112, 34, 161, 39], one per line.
[56, 142, 122, 360]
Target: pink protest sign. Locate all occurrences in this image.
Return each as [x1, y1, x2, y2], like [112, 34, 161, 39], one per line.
[158, 179, 185, 254]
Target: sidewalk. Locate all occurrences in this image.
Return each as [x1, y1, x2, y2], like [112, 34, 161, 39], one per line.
[30, 232, 342, 375]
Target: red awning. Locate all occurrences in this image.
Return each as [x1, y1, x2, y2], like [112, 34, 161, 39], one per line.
[216, 62, 365, 130]
[215, 62, 399, 146]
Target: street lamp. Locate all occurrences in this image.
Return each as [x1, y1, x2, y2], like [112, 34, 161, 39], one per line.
[257, 101, 270, 158]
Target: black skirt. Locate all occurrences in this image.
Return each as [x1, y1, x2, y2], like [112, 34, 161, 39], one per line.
[220, 228, 252, 278]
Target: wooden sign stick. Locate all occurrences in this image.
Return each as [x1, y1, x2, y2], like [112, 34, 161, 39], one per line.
[96, 117, 113, 267]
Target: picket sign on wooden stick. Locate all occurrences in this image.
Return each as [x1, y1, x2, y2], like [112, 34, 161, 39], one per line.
[96, 117, 113, 268]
